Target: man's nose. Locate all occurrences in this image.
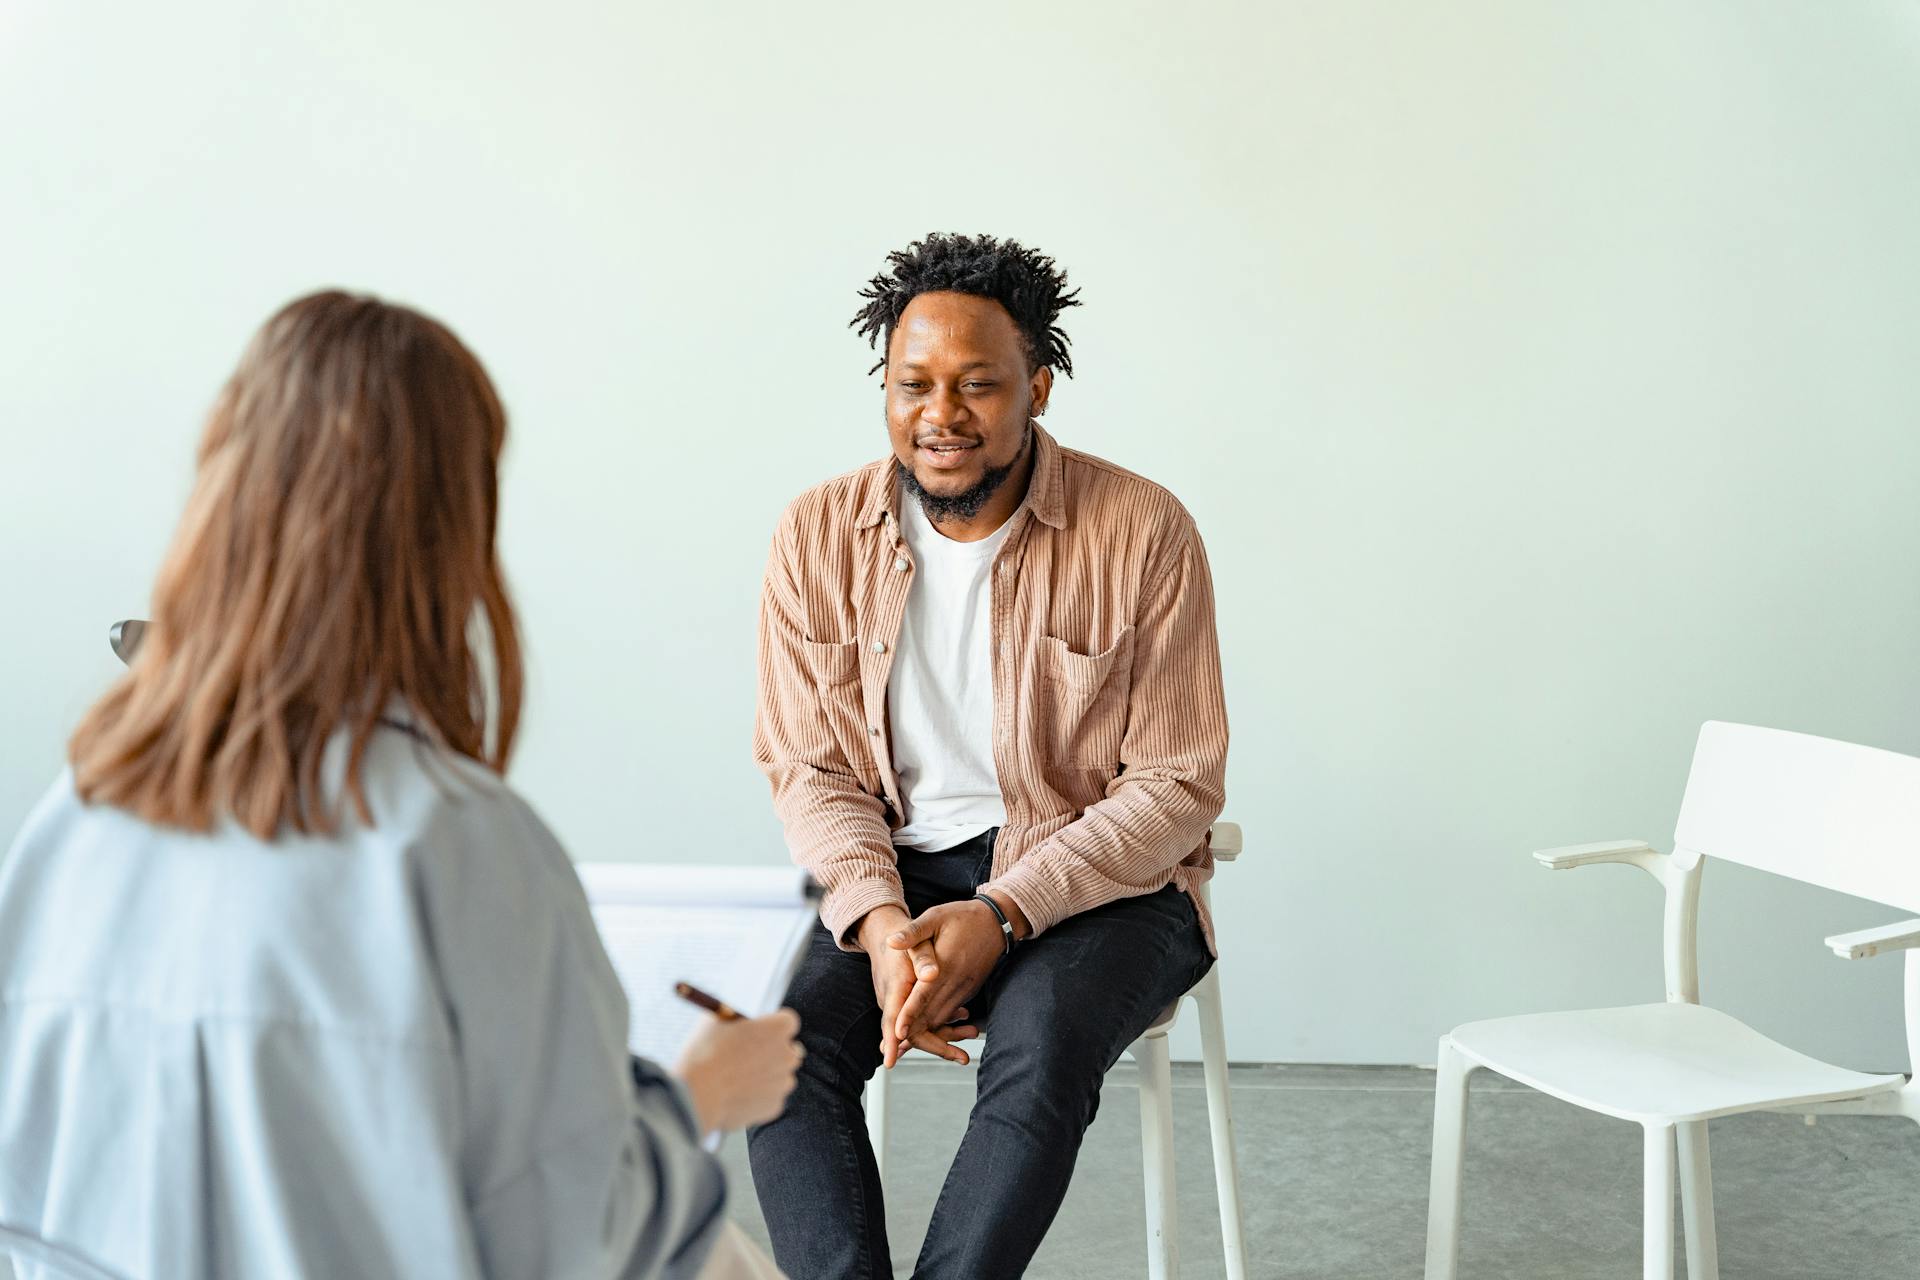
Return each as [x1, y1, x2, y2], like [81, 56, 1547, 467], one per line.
[919, 389, 968, 429]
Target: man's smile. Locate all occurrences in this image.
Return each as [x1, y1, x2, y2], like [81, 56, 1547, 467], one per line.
[917, 438, 980, 469]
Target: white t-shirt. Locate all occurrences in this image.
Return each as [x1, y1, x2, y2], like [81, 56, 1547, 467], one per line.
[887, 491, 1013, 852]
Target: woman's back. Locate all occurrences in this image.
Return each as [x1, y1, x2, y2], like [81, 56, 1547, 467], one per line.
[0, 291, 806, 1278]
[0, 719, 725, 1279]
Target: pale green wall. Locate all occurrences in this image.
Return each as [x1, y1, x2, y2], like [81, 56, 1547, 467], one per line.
[3, 1, 1917, 1065]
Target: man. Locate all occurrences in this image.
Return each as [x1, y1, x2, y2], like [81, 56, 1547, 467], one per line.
[748, 233, 1228, 1278]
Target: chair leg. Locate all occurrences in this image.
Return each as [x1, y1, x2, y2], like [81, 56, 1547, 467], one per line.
[863, 1072, 889, 1182]
[1423, 1036, 1476, 1279]
[1676, 1120, 1718, 1280]
[1194, 972, 1249, 1280]
[1135, 1031, 1180, 1280]
[1644, 1123, 1676, 1280]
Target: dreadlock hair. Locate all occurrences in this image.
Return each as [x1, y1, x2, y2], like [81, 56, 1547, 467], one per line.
[850, 233, 1082, 377]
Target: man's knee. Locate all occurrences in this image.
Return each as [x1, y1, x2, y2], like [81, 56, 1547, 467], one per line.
[973, 1016, 1117, 1132]
[780, 955, 883, 1091]
[799, 1019, 882, 1096]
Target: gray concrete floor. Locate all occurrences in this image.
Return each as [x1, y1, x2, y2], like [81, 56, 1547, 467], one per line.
[717, 1062, 1920, 1279]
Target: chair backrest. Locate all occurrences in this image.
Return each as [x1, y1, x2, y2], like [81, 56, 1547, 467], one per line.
[0, 1224, 128, 1280]
[107, 619, 147, 665]
[1674, 721, 1920, 914]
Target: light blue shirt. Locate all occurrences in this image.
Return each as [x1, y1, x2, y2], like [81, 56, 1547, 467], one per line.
[0, 722, 724, 1279]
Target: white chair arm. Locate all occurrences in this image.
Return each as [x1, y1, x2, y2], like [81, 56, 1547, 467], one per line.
[1824, 918, 1920, 960]
[1536, 840, 1700, 1002]
[1532, 840, 1658, 871]
[1208, 822, 1242, 861]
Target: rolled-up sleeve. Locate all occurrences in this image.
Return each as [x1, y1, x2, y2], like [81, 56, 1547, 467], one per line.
[752, 503, 905, 947]
[984, 516, 1228, 936]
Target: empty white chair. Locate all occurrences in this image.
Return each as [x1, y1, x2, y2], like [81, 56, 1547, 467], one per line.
[1424, 721, 1920, 1280]
[865, 821, 1249, 1280]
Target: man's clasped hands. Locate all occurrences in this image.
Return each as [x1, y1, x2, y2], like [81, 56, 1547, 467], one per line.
[855, 890, 1035, 1068]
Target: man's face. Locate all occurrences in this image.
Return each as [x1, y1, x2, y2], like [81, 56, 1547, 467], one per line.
[885, 291, 1052, 508]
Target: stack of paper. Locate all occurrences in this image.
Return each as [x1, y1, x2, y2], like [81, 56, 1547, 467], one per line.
[575, 862, 817, 1067]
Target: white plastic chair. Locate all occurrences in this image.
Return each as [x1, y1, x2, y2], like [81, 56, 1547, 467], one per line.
[1423, 722, 1920, 1280]
[864, 821, 1249, 1280]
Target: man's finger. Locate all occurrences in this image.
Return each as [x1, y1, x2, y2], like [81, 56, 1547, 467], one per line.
[907, 939, 939, 981]
[878, 981, 907, 1069]
[887, 915, 937, 950]
[925, 996, 965, 1033]
[897, 976, 959, 1042]
[895, 980, 935, 1042]
[908, 1028, 970, 1065]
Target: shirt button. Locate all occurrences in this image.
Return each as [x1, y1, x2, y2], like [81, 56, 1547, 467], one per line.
[894, 557, 909, 572]
[870, 640, 886, 654]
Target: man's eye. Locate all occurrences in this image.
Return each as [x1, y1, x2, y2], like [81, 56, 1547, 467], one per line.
[965, 382, 995, 391]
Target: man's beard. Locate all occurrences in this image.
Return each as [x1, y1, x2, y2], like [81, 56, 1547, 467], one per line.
[898, 422, 1032, 526]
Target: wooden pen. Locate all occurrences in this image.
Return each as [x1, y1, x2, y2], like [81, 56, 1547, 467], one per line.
[673, 981, 744, 1021]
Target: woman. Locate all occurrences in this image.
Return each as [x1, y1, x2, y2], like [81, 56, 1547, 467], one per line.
[0, 291, 799, 1278]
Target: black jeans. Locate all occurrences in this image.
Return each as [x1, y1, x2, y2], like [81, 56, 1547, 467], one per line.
[746, 830, 1213, 1279]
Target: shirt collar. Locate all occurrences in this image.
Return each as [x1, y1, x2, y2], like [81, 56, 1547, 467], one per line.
[1024, 421, 1067, 529]
[854, 421, 1066, 531]
[375, 696, 441, 746]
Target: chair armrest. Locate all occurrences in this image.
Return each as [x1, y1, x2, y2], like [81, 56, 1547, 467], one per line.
[1207, 822, 1242, 861]
[1533, 840, 1657, 871]
[1825, 918, 1920, 960]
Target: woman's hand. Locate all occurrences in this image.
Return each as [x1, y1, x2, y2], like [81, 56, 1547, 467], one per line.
[674, 1008, 804, 1133]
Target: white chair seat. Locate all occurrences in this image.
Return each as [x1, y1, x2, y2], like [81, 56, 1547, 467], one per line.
[1450, 1002, 1903, 1124]
[1142, 999, 1181, 1036]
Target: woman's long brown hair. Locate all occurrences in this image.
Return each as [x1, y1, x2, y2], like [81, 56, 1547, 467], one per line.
[69, 290, 523, 838]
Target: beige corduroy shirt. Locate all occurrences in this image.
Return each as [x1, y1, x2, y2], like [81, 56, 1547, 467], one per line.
[753, 424, 1228, 954]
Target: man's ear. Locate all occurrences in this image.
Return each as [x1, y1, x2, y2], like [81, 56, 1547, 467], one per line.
[1029, 365, 1054, 416]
